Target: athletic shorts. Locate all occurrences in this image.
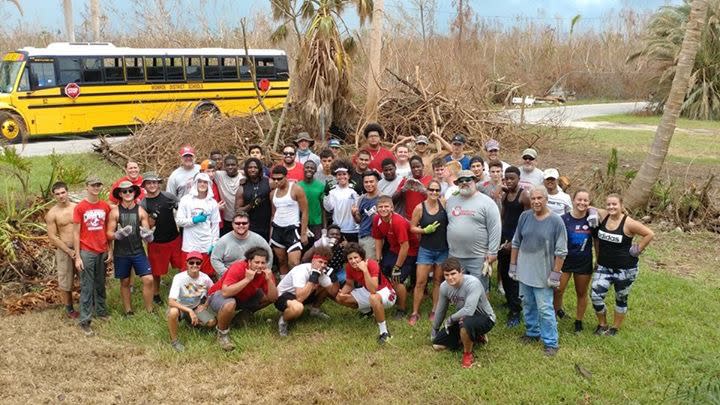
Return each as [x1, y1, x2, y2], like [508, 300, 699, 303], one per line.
[274, 291, 319, 312]
[562, 261, 593, 275]
[351, 286, 396, 314]
[432, 313, 495, 350]
[167, 306, 216, 326]
[114, 253, 152, 279]
[55, 249, 76, 292]
[380, 251, 417, 283]
[416, 247, 449, 266]
[358, 236, 376, 260]
[181, 251, 215, 278]
[148, 236, 184, 277]
[270, 223, 302, 253]
[208, 290, 265, 314]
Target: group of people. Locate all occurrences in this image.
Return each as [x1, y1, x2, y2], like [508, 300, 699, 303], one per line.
[45, 122, 654, 368]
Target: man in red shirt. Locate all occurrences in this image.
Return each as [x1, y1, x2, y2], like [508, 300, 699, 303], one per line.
[207, 247, 277, 351]
[109, 161, 145, 205]
[360, 123, 395, 173]
[372, 195, 420, 320]
[279, 144, 305, 182]
[336, 242, 397, 344]
[73, 176, 112, 337]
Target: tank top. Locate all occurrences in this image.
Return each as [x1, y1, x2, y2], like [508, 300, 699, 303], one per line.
[114, 204, 145, 257]
[501, 190, 524, 242]
[561, 212, 593, 270]
[418, 202, 449, 251]
[272, 182, 300, 227]
[597, 215, 638, 269]
[243, 176, 272, 234]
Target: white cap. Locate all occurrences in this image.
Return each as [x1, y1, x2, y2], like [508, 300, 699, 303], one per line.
[543, 168, 560, 179]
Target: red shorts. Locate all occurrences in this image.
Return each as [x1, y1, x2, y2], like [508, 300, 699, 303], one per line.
[181, 251, 216, 278]
[147, 237, 184, 277]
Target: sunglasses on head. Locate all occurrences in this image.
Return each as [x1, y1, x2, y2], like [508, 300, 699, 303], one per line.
[233, 221, 249, 226]
[187, 260, 202, 266]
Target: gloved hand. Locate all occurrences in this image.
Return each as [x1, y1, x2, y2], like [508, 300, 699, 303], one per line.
[140, 227, 154, 243]
[207, 245, 215, 255]
[114, 225, 133, 240]
[482, 261, 493, 277]
[391, 265, 402, 283]
[326, 267, 338, 283]
[192, 212, 208, 224]
[587, 208, 599, 228]
[430, 328, 438, 341]
[308, 269, 321, 284]
[547, 271, 561, 288]
[509, 264, 518, 280]
[629, 243, 642, 257]
[422, 221, 440, 234]
[444, 317, 453, 333]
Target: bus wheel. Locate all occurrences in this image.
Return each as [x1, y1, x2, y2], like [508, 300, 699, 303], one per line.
[193, 103, 220, 119]
[0, 111, 26, 144]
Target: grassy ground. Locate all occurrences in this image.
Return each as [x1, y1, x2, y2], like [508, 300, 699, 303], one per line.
[584, 113, 720, 130]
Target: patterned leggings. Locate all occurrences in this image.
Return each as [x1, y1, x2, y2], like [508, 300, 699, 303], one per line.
[591, 265, 639, 314]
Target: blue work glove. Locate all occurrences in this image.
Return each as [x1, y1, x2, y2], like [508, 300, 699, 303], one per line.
[192, 212, 208, 224]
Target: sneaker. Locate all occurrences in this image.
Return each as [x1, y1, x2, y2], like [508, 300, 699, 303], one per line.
[520, 335, 540, 344]
[506, 314, 520, 328]
[556, 308, 566, 319]
[278, 318, 289, 337]
[574, 320, 584, 334]
[428, 311, 435, 322]
[407, 313, 420, 326]
[153, 295, 163, 305]
[124, 311, 135, 317]
[593, 325, 609, 336]
[377, 332, 392, 345]
[309, 308, 330, 320]
[393, 309, 407, 321]
[79, 322, 94, 337]
[66, 310, 80, 319]
[462, 352, 474, 368]
[498, 284, 506, 296]
[477, 334, 488, 345]
[606, 327, 618, 336]
[544, 346, 559, 357]
[217, 330, 235, 351]
[171, 340, 185, 352]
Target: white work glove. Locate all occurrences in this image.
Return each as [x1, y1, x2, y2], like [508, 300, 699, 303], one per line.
[114, 225, 132, 240]
[482, 261, 493, 277]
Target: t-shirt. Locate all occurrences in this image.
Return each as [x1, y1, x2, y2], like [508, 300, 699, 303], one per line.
[344, 259, 393, 291]
[210, 231, 274, 276]
[446, 192, 501, 258]
[395, 162, 412, 179]
[299, 179, 325, 226]
[166, 164, 200, 199]
[168, 270, 214, 308]
[323, 185, 359, 234]
[562, 212, 593, 270]
[140, 191, 180, 243]
[362, 147, 395, 173]
[214, 171, 243, 222]
[378, 176, 404, 197]
[519, 167, 544, 191]
[511, 211, 568, 288]
[547, 190, 572, 216]
[444, 154, 471, 170]
[402, 176, 432, 220]
[371, 212, 419, 256]
[283, 163, 305, 182]
[356, 194, 379, 238]
[109, 175, 145, 204]
[431, 275, 496, 331]
[208, 260, 271, 302]
[73, 199, 111, 254]
[277, 263, 332, 295]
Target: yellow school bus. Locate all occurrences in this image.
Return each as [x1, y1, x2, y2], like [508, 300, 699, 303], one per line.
[0, 42, 289, 143]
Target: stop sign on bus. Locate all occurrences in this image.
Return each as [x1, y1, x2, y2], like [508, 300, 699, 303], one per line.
[64, 83, 80, 99]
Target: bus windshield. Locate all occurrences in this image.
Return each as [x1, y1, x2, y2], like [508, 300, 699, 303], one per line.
[0, 60, 22, 93]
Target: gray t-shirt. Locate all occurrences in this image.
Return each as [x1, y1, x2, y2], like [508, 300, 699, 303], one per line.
[446, 192, 501, 258]
[511, 211, 568, 288]
[210, 231, 273, 276]
[378, 176, 403, 197]
[432, 275, 496, 330]
[519, 167, 544, 191]
[166, 164, 200, 199]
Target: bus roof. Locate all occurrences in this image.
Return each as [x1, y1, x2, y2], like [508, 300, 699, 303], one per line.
[18, 42, 287, 57]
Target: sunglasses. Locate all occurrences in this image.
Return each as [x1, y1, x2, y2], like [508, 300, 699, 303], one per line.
[233, 221, 249, 226]
[456, 178, 474, 184]
[523, 156, 536, 161]
[187, 261, 202, 266]
[427, 188, 441, 193]
[120, 189, 135, 194]
[271, 177, 285, 182]
[283, 151, 296, 156]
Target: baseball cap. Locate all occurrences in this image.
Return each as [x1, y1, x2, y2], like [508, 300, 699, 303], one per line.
[200, 159, 216, 171]
[485, 139, 500, 151]
[415, 135, 429, 144]
[521, 148, 538, 159]
[185, 251, 204, 262]
[543, 168, 560, 180]
[85, 175, 103, 185]
[179, 145, 195, 157]
[142, 171, 162, 183]
[451, 134, 466, 144]
[454, 169, 477, 185]
[329, 139, 341, 148]
[333, 167, 349, 174]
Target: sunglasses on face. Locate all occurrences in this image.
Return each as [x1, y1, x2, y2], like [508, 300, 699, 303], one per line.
[427, 188, 441, 193]
[233, 221, 249, 226]
[271, 177, 285, 182]
[120, 189, 134, 194]
[523, 156, 535, 161]
[187, 261, 202, 266]
[283, 151, 296, 156]
[457, 178, 474, 184]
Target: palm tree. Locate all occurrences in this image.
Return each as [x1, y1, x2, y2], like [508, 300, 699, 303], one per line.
[363, 0, 384, 122]
[89, 0, 100, 41]
[629, 0, 720, 120]
[63, 0, 75, 42]
[624, 0, 709, 211]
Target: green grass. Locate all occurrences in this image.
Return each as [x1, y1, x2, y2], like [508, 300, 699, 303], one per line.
[584, 113, 720, 130]
[83, 234, 720, 403]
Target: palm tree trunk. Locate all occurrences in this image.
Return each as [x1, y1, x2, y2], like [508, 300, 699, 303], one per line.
[63, 0, 75, 42]
[624, 0, 709, 211]
[90, 0, 101, 41]
[363, 0, 384, 122]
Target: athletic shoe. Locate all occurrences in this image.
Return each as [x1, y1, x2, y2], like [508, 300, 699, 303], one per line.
[217, 330, 234, 351]
[171, 340, 185, 352]
[377, 332, 392, 345]
[519, 335, 540, 344]
[393, 309, 407, 320]
[309, 308, 330, 320]
[428, 311, 435, 322]
[506, 314, 520, 328]
[606, 327, 618, 336]
[153, 295, 164, 305]
[123, 311, 135, 317]
[462, 352, 475, 368]
[79, 322, 94, 337]
[574, 320, 584, 334]
[593, 325, 609, 336]
[556, 308, 566, 319]
[498, 284, 506, 296]
[278, 318, 289, 337]
[66, 310, 79, 319]
[407, 313, 420, 326]
[477, 334, 488, 345]
[543, 346, 559, 357]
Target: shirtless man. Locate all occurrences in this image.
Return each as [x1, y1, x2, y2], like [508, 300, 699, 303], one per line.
[45, 182, 79, 318]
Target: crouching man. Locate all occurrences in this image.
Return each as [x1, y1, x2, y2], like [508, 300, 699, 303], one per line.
[207, 247, 277, 351]
[336, 242, 396, 345]
[431, 257, 496, 369]
[275, 246, 336, 337]
[166, 252, 217, 352]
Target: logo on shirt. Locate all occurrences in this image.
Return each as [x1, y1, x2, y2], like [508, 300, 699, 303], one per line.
[451, 205, 476, 217]
[83, 209, 107, 231]
[598, 230, 622, 244]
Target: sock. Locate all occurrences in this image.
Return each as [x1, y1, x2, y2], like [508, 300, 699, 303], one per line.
[279, 316, 288, 325]
[378, 321, 388, 335]
[65, 304, 74, 312]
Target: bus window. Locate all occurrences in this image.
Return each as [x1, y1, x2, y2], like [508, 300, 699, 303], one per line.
[82, 57, 103, 83]
[125, 57, 144, 81]
[221, 57, 238, 80]
[185, 57, 201, 80]
[17, 68, 30, 91]
[255, 57, 275, 78]
[203, 57, 220, 80]
[103, 57, 124, 82]
[238, 57, 251, 80]
[274, 55, 289, 79]
[166, 57, 184, 81]
[30, 61, 57, 89]
[58, 57, 81, 85]
[145, 57, 165, 82]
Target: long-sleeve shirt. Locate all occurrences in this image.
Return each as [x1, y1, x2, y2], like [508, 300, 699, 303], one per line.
[446, 192, 501, 258]
[210, 231, 273, 276]
[323, 185, 359, 234]
[166, 164, 200, 199]
[511, 211, 568, 288]
[175, 186, 220, 253]
[432, 275, 496, 331]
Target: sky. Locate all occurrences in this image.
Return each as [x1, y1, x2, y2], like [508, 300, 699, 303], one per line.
[1, 0, 682, 36]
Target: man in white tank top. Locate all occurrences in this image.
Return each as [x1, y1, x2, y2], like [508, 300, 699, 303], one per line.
[269, 165, 309, 276]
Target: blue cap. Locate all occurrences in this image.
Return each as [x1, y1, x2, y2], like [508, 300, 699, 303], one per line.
[329, 139, 341, 148]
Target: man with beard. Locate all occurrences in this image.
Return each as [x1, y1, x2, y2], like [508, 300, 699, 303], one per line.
[236, 158, 272, 241]
[279, 144, 305, 182]
[446, 170, 501, 292]
[46, 182, 78, 318]
[214, 155, 243, 235]
[518, 148, 544, 191]
[167, 146, 201, 199]
[210, 211, 274, 277]
[299, 160, 326, 241]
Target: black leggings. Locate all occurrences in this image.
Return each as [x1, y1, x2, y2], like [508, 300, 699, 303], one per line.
[498, 246, 522, 315]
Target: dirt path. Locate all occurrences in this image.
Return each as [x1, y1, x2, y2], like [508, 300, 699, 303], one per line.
[569, 120, 717, 135]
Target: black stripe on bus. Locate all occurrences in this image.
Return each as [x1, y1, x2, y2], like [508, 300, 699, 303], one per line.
[18, 86, 290, 99]
[26, 94, 288, 109]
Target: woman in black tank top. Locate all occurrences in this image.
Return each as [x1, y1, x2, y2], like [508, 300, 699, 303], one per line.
[591, 194, 654, 335]
[408, 179, 449, 325]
